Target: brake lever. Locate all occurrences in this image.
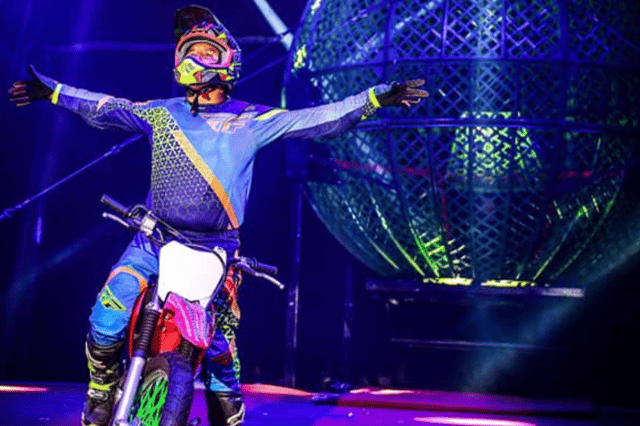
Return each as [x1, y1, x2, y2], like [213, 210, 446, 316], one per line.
[234, 262, 285, 290]
[102, 212, 132, 229]
[253, 272, 285, 290]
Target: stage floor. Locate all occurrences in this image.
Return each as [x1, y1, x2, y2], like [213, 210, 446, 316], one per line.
[0, 382, 638, 425]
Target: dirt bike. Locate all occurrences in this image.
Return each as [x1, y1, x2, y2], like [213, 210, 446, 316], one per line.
[98, 194, 283, 426]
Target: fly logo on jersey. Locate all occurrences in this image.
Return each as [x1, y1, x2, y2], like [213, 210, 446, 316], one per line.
[204, 113, 249, 134]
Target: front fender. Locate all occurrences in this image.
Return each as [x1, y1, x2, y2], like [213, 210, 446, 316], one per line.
[163, 292, 214, 350]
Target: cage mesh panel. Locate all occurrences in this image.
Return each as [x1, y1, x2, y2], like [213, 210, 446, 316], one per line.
[308, 2, 389, 69]
[472, 62, 517, 112]
[429, 128, 472, 277]
[313, 68, 379, 103]
[618, 1, 640, 53]
[603, 71, 640, 127]
[285, 0, 640, 286]
[431, 62, 473, 118]
[323, 130, 408, 274]
[392, 0, 444, 59]
[469, 191, 510, 279]
[566, 0, 623, 63]
[528, 130, 630, 281]
[566, 67, 619, 125]
[307, 180, 399, 276]
[368, 178, 431, 275]
[445, 0, 503, 58]
[519, 63, 563, 120]
[503, 190, 545, 277]
[393, 129, 452, 276]
[544, 177, 623, 281]
[563, 181, 640, 285]
[504, 0, 561, 58]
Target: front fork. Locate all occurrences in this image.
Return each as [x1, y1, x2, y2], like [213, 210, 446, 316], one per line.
[112, 287, 162, 426]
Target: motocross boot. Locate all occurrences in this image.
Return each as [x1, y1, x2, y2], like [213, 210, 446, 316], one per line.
[81, 335, 124, 426]
[205, 391, 246, 426]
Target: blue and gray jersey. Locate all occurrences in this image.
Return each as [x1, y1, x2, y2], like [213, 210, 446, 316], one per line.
[32, 67, 387, 232]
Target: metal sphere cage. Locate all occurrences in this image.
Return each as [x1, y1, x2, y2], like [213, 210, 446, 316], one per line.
[284, 0, 640, 288]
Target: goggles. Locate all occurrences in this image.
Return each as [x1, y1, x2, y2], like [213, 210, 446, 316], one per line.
[174, 30, 236, 70]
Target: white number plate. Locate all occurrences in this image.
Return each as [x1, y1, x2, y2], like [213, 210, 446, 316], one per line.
[157, 241, 227, 308]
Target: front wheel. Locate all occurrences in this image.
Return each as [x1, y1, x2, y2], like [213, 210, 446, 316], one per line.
[129, 351, 193, 426]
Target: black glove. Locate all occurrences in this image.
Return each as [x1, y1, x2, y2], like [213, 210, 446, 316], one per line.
[8, 67, 53, 107]
[376, 79, 429, 108]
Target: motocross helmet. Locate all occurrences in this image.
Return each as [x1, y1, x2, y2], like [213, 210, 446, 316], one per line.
[173, 5, 241, 91]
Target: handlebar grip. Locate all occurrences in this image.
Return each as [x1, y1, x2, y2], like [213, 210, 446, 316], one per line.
[253, 261, 278, 276]
[100, 194, 129, 218]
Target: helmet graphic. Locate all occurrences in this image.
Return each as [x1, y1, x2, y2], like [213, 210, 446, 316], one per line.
[173, 5, 242, 89]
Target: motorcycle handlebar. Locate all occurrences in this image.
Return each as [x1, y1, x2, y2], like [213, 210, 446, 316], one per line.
[100, 194, 283, 288]
[100, 194, 129, 218]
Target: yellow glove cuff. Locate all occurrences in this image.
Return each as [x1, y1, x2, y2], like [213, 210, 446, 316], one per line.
[51, 83, 62, 105]
[368, 87, 381, 108]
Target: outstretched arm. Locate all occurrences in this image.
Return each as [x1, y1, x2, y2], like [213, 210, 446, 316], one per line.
[8, 65, 152, 134]
[249, 79, 428, 149]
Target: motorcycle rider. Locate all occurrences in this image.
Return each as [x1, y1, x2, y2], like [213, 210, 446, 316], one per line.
[8, 5, 427, 426]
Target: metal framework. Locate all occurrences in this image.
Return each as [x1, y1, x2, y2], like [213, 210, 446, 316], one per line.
[284, 0, 640, 287]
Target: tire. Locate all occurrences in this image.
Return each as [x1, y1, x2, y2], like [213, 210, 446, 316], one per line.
[129, 351, 194, 426]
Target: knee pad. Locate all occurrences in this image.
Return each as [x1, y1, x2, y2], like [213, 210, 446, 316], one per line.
[89, 268, 147, 345]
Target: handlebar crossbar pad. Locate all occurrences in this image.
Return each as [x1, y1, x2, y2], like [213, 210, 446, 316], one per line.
[100, 195, 129, 217]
